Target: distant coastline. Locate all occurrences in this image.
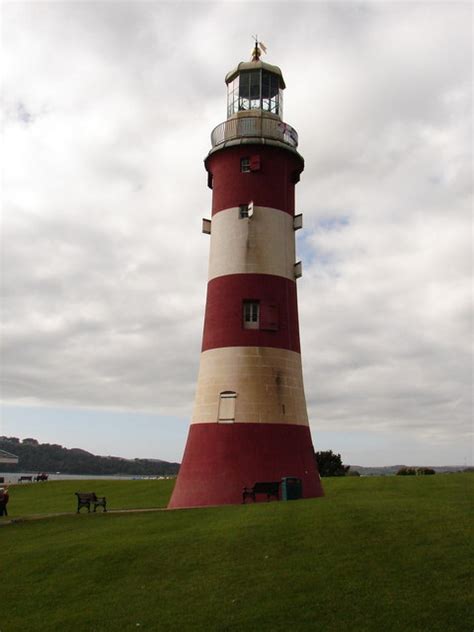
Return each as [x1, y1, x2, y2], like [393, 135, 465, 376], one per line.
[0, 436, 180, 478]
[1, 436, 469, 481]
[348, 464, 470, 476]
[0, 471, 175, 485]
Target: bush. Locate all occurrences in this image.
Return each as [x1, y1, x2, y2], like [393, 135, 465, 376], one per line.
[417, 468, 436, 475]
[315, 450, 350, 477]
[396, 467, 417, 476]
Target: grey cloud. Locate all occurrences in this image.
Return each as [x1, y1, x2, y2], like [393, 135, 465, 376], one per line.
[1, 2, 471, 462]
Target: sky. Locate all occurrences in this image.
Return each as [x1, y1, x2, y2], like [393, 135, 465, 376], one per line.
[1, 1, 472, 466]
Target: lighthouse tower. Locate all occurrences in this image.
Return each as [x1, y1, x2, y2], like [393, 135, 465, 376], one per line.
[169, 44, 324, 508]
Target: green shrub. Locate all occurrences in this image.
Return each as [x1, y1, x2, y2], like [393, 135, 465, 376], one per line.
[315, 450, 350, 477]
[396, 467, 417, 476]
[417, 467, 436, 475]
[348, 469, 361, 476]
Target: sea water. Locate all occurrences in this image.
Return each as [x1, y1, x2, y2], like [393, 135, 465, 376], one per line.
[0, 472, 164, 484]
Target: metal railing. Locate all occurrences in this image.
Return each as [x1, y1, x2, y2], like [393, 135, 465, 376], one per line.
[210, 116, 298, 149]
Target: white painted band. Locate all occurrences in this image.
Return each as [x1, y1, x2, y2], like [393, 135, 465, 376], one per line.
[208, 206, 296, 281]
[192, 346, 309, 426]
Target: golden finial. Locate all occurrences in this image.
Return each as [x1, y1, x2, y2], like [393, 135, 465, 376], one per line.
[251, 35, 267, 61]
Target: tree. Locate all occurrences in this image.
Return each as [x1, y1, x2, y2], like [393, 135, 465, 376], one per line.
[396, 467, 416, 476]
[22, 438, 39, 446]
[416, 467, 436, 475]
[315, 450, 349, 477]
[0, 436, 180, 476]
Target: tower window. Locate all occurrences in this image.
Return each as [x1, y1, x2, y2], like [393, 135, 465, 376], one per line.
[239, 201, 254, 219]
[239, 204, 249, 218]
[218, 391, 236, 422]
[243, 301, 260, 329]
[241, 157, 250, 173]
[241, 156, 261, 173]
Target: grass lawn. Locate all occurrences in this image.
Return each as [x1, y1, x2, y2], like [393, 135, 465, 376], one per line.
[3, 478, 175, 516]
[1, 474, 472, 632]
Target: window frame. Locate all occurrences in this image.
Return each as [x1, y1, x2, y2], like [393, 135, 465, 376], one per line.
[243, 300, 260, 329]
[240, 157, 251, 173]
[218, 391, 237, 422]
[239, 204, 249, 219]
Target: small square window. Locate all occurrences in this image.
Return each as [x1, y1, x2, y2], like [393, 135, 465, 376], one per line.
[241, 157, 250, 173]
[239, 204, 249, 219]
[243, 300, 259, 329]
[239, 202, 254, 219]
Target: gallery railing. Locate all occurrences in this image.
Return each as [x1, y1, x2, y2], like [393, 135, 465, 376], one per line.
[210, 117, 299, 149]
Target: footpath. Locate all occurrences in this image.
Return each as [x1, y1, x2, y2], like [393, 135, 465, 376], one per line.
[0, 506, 168, 526]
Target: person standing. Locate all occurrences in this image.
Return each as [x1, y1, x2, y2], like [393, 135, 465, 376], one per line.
[0, 487, 9, 516]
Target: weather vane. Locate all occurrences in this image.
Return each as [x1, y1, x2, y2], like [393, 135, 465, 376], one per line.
[251, 35, 267, 61]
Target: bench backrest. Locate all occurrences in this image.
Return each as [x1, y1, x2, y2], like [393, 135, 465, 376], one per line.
[76, 493, 96, 501]
[253, 482, 280, 493]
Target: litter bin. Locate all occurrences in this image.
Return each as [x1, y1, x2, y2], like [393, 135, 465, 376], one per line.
[281, 477, 302, 501]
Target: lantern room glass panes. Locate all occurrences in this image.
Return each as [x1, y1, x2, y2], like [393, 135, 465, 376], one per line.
[262, 71, 281, 114]
[227, 70, 283, 117]
[227, 76, 240, 117]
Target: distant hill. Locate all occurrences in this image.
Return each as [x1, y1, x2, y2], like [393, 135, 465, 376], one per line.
[2, 435, 466, 478]
[0, 436, 180, 476]
[349, 464, 467, 476]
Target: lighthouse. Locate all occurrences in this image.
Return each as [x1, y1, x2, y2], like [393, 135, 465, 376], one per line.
[169, 44, 324, 508]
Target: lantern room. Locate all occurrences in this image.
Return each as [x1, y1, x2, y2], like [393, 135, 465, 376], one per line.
[226, 62, 285, 118]
[209, 44, 298, 154]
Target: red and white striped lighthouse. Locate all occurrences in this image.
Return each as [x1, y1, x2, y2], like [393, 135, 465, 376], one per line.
[169, 44, 324, 508]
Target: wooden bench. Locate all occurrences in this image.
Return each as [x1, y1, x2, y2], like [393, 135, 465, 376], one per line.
[242, 481, 280, 503]
[19, 476, 33, 483]
[75, 492, 107, 513]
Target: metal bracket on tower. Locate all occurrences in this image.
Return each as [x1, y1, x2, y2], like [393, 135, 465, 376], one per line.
[294, 214, 303, 230]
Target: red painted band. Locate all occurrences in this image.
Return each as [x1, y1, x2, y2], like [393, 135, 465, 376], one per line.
[205, 145, 304, 216]
[168, 422, 323, 508]
[202, 274, 301, 353]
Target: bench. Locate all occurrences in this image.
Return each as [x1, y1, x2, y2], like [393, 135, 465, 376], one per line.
[75, 492, 107, 513]
[242, 481, 280, 503]
[19, 476, 33, 483]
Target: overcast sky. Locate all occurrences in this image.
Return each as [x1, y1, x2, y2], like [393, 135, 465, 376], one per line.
[1, 1, 472, 466]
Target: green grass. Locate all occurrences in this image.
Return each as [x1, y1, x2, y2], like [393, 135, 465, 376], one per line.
[1, 475, 472, 632]
[4, 478, 174, 516]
